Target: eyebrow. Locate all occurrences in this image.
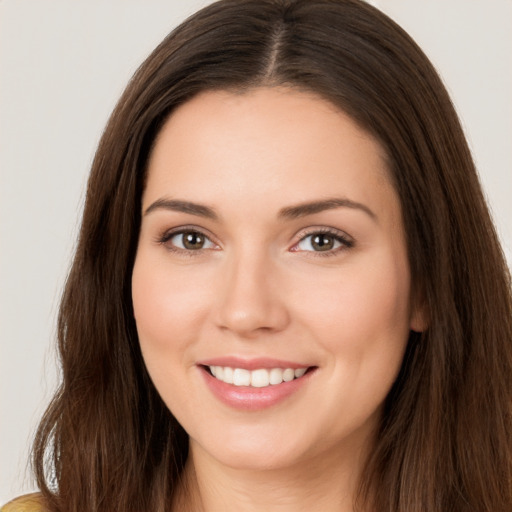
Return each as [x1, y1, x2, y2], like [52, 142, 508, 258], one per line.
[143, 197, 376, 221]
[144, 199, 218, 219]
[278, 198, 377, 221]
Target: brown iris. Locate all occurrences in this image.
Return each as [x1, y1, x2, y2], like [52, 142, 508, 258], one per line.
[182, 232, 206, 250]
[311, 234, 336, 251]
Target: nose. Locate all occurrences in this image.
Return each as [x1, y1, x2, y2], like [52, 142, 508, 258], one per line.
[214, 251, 290, 338]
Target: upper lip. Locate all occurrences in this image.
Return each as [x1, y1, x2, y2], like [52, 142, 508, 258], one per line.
[198, 356, 313, 371]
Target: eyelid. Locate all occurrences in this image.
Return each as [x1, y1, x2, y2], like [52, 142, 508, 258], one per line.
[156, 225, 220, 251]
[153, 224, 353, 256]
[290, 226, 354, 254]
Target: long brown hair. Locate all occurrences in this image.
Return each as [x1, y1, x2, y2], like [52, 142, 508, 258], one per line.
[33, 1, 512, 510]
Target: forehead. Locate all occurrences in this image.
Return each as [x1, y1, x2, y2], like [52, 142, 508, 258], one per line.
[143, 87, 397, 223]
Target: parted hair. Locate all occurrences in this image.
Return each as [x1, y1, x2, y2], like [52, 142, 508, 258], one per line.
[33, 1, 512, 511]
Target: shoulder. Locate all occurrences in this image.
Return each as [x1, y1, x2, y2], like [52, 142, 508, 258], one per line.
[1, 494, 48, 512]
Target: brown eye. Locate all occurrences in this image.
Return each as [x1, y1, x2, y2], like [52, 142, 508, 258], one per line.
[311, 234, 336, 251]
[294, 230, 352, 254]
[167, 231, 216, 251]
[182, 232, 206, 250]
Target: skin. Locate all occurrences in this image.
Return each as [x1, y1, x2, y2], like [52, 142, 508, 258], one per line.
[132, 87, 425, 511]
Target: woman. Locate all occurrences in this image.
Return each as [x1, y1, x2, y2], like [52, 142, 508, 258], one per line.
[3, 0, 511, 510]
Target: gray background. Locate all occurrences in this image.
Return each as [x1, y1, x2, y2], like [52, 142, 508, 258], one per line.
[1, 0, 511, 502]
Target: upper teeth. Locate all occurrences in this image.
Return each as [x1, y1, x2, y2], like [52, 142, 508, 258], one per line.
[209, 366, 308, 387]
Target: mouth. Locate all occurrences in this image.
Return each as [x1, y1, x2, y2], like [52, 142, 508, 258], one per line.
[197, 357, 317, 410]
[204, 365, 312, 388]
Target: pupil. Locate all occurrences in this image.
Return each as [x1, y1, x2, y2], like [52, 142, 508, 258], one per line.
[312, 234, 334, 251]
[183, 232, 204, 250]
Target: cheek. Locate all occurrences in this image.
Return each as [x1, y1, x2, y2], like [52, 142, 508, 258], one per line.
[131, 255, 210, 357]
[294, 251, 411, 358]
[131, 254, 214, 417]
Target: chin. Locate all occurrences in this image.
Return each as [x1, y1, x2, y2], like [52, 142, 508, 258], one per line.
[189, 423, 316, 471]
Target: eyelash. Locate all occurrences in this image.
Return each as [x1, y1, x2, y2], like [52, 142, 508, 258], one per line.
[156, 226, 354, 257]
[156, 226, 218, 257]
[291, 227, 354, 257]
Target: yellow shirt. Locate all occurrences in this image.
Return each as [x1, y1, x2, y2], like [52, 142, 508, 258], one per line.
[0, 494, 46, 512]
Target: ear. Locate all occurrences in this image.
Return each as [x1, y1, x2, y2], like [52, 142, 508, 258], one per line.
[410, 296, 429, 333]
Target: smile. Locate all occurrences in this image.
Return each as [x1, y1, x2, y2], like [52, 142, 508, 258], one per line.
[198, 358, 316, 410]
[208, 366, 308, 388]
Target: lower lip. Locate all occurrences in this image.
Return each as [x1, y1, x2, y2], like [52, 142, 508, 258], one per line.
[200, 367, 314, 411]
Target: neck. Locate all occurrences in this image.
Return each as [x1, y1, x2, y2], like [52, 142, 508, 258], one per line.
[173, 439, 371, 512]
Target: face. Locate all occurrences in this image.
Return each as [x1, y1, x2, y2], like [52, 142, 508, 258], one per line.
[132, 87, 424, 473]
